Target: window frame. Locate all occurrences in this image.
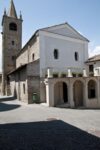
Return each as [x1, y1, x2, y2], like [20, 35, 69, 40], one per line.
[74, 52, 79, 61]
[12, 40, 15, 46]
[54, 49, 59, 59]
[32, 53, 35, 61]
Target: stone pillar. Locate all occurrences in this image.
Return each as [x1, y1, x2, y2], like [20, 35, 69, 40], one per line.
[1, 74, 5, 95]
[40, 81, 46, 103]
[1, 32, 6, 95]
[47, 68, 53, 78]
[45, 79, 54, 107]
[68, 69, 72, 77]
[69, 82, 74, 108]
[83, 69, 87, 77]
[94, 70, 98, 76]
[97, 78, 100, 106]
[84, 80, 88, 107]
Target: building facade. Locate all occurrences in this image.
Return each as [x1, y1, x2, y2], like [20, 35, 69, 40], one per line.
[1, 0, 100, 108]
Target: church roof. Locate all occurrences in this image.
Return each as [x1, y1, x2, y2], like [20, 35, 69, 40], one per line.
[8, 0, 17, 18]
[39, 22, 89, 42]
[17, 22, 89, 57]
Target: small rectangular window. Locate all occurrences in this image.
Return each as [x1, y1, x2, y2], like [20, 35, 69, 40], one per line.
[12, 41, 15, 45]
[54, 49, 59, 59]
[12, 56, 15, 60]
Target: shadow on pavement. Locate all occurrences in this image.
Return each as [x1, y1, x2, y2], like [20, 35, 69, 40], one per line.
[0, 120, 100, 150]
[0, 96, 16, 102]
[0, 102, 21, 112]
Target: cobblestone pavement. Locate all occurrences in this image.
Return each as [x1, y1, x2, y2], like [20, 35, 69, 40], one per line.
[0, 99, 100, 150]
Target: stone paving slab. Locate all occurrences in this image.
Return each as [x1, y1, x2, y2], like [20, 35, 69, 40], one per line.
[0, 99, 100, 150]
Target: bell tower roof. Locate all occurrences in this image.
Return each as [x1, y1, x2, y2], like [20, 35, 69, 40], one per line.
[8, 0, 17, 18]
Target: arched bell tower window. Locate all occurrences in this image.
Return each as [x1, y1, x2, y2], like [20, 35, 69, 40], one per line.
[9, 22, 17, 31]
[54, 49, 59, 59]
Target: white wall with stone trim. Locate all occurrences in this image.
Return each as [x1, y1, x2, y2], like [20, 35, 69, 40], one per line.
[39, 31, 88, 77]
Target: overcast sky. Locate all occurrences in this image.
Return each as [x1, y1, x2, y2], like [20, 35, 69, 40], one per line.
[0, 0, 100, 72]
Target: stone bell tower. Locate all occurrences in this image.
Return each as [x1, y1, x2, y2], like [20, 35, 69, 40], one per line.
[1, 0, 22, 95]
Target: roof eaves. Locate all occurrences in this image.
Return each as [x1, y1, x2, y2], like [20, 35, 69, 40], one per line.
[65, 22, 89, 42]
[85, 59, 100, 63]
[39, 22, 67, 31]
[39, 22, 89, 42]
[8, 64, 27, 75]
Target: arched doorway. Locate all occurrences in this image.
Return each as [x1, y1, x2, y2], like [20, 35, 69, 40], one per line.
[73, 80, 83, 107]
[54, 82, 68, 106]
[88, 80, 96, 99]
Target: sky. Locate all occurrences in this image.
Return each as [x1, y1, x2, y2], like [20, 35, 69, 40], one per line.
[0, 0, 100, 71]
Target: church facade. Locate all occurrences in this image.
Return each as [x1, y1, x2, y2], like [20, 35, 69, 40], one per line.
[1, 0, 100, 108]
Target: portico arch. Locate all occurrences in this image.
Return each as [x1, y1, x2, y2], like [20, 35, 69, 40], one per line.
[54, 81, 68, 106]
[73, 80, 83, 107]
[88, 80, 96, 99]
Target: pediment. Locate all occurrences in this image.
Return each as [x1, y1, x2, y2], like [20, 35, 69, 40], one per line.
[43, 23, 89, 42]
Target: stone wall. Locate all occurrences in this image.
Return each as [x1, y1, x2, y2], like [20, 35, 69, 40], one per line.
[10, 61, 40, 104]
[26, 60, 40, 104]
[28, 37, 40, 63]
[27, 76, 40, 104]
[10, 66, 28, 103]
[16, 36, 40, 68]
[27, 60, 40, 76]
[16, 50, 28, 68]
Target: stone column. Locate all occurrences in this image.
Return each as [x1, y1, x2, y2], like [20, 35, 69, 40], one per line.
[84, 80, 88, 107]
[45, 79, 54, 107]
[1, 74, 5, 95]
[83, 69, 87, 77]
[47, 68, 53, 78]
[40, 81, 46, 103]
[69, 82, 74, 108]
[1, 32, 6, 95]
[68, 69, 72, 77]
[97, 78, 100, 106]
